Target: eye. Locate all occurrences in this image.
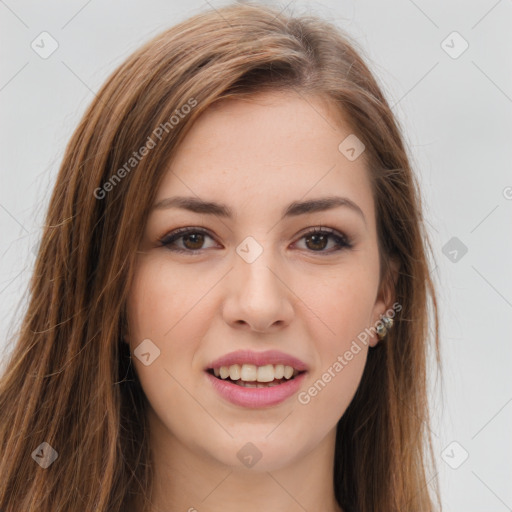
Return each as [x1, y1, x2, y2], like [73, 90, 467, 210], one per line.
[294, 227, 352, 253]
[159, 226, 352, 254]
[159, 227, 217, 254]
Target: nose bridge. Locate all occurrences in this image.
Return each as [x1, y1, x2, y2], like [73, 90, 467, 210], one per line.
[235, 234, 281, 293]
[223, 233, 293, 331]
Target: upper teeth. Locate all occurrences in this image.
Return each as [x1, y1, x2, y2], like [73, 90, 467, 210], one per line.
[213, 364, 299, 382]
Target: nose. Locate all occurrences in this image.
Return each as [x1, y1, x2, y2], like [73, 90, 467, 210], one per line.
[221, 243, 294, 333]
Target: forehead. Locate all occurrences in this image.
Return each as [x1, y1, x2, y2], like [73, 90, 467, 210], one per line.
[155, 90, 375, 226]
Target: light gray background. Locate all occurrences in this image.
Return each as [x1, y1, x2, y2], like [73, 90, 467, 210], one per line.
[1, 1, 511, 510]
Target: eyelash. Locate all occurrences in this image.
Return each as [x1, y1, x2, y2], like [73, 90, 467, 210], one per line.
[158, 226, 352, 255]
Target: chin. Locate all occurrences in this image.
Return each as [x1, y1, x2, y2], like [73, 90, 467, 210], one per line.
[204, 429, 309, 472]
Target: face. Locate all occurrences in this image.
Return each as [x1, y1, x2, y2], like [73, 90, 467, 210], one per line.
[125, 90, 394, 473]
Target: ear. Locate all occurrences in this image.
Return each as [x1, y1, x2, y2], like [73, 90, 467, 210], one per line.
[121, 323, 132, 346]
[120, 314, 131, 345]
[368, 255, 400, 348]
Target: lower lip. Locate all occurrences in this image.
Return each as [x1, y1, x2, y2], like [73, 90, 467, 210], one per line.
[205, 371, 307, 408]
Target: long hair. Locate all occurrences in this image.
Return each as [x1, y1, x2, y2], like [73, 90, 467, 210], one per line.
[0, 3, 441, 511]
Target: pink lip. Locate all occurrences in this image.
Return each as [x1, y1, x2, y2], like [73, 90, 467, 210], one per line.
[205, 370, 307, 408]
[206, 349, 308, 371]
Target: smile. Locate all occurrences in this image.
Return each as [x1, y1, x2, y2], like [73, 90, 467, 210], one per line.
[205, 367, 307, 408]
[208, 363, 303, 387]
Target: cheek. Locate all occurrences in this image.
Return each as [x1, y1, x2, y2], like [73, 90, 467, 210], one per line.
[299, 258, 379, 348]
[125, 261, 207, 437]
[126, 257, 202, 341]
[292, 260, 377, 411]
[125, 260, 198, 389]
[295, 285, 371, 431]
[297, 348, 367, 431]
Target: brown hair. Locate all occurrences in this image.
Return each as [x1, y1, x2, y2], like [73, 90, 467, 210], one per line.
[0, 3, 442, 511]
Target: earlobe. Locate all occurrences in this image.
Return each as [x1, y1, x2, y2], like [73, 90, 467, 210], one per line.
[121, 332, 130, 345]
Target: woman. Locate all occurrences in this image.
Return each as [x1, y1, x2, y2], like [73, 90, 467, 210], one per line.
[0, 3, 441, 511]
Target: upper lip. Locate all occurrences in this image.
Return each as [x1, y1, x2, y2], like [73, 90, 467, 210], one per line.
[206, 350, 309, 372]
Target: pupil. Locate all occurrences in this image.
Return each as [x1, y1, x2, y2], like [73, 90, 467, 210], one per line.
[307, 234, 327, 251]
[184, 233, 204, 250]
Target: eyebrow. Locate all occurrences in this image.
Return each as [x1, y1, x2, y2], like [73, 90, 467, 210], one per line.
[152, 195, 366, 224]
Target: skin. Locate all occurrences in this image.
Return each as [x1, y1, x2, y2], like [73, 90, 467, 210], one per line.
[125, 90, 397, 512]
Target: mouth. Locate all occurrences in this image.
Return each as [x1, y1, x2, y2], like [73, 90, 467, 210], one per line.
[206, 364, 307, 388]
